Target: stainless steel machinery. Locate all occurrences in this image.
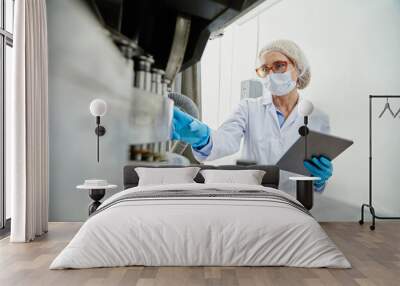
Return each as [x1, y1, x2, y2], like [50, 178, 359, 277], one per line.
[84, 0, 264, 162]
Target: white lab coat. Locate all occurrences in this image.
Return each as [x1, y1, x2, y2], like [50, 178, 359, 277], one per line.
[193, 94, 330, 195]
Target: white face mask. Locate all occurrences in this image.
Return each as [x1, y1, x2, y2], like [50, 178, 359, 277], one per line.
[263, 70, 296, 96]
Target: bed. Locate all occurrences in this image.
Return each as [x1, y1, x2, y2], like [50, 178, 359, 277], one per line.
[50, 164, 350, 269]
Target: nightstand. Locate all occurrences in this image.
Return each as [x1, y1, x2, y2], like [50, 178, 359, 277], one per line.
[289, 176, 320, 210]
[77, 180, 117, 215]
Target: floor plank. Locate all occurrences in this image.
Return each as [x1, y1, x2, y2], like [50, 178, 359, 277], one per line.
[0, 222, 399, 286]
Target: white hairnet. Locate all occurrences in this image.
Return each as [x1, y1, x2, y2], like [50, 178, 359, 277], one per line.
[258, 39, 311, 89]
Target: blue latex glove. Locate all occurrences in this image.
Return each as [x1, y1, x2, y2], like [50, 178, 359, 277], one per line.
[303, 156, 333, 191]
[171, 107, 211, 149]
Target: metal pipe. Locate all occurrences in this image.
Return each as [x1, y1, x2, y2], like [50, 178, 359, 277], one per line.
[164, 16, 191, 81]
[118, 45, 136, 86]
[162, 78, 171, 96]
[151, 68, 165, 95]
[160, 78, 172, 160]
[135, 55, 154, 89]
[150, 68, 167, 161]
[133, 55, 155, 161]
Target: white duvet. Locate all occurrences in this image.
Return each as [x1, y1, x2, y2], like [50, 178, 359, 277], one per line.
[50, 183, 350, 269]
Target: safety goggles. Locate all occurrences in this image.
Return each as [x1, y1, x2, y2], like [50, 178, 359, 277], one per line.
[255, 60, 289, 78]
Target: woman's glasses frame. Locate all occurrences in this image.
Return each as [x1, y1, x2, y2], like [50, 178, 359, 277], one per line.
[255, 60, 291, 78]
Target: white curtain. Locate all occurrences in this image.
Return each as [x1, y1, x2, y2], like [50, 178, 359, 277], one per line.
[9, 0, 49, 242]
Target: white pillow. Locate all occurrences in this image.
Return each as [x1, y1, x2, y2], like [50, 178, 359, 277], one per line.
[200, 169, 266, 185]
[135, 167, 200, 186]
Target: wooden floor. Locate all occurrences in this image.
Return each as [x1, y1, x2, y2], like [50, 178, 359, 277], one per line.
[0, 222, 399, 286]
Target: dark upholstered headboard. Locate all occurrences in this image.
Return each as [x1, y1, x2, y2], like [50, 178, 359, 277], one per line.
[123, 164, 280, 189]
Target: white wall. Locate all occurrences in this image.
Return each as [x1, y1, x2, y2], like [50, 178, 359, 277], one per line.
[201, 0, 400, 220]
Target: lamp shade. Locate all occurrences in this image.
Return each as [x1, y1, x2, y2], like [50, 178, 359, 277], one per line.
[298, 99, 314, 117]
[89, 99, 107, 117]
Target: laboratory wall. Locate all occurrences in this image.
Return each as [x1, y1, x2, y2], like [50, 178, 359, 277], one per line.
[200, 0, 400, 220]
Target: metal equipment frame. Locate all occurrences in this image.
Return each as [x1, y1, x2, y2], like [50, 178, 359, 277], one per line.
[359, 95, 400, 230]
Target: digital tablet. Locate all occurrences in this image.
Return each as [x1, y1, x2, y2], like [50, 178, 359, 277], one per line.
[276, 130, 353, 176]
